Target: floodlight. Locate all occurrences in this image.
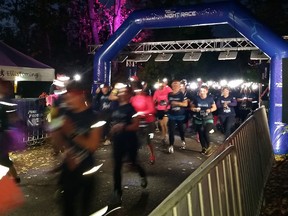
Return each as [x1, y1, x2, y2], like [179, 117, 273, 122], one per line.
[134, 54, 152, 62]
[218, 51, 238, 60]
[155, 53, 173, 62]
[250, 50, 269, 60]
[183, 52, 202, 61]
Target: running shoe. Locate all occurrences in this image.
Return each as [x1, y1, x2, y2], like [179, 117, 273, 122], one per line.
[168, 146, 174, 154]
[180, 141, 186, 150]
[201, 147, 207, 155]
[103, 139, 111, 146]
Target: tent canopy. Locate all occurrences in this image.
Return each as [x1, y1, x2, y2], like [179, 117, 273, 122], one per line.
[0, 41, 55, 82]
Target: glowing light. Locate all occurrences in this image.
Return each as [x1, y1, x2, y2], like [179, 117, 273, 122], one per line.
[57, 75, 70, 82]
[197, 78, 202, 82]
[91, 121, 106, 128]
[74, 74, 81, 81]
[213, 83, 221, 89]
[207, 80, 213, 86]
[162, 78, 168, 83]
[82, 163, 103, 175]
[0, 101, 17, 106]
[228, 79, 244, 88]
[251, 83, 259, 90]
[53, 79, 65, 87]
[220, 79, 228, 86]
[90, 206, 122, 216]
[132, 111, 145, 118]
[114, 83, 127, 89]
[154, 82, 160, 89]
[133, 89, 142, 93]
[189, 82, 198, 90]
[54, 89, 67, 95]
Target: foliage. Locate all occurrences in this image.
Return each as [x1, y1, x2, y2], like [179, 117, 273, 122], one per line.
[242, 0, 288, 35]
[0, 0, 288, 84]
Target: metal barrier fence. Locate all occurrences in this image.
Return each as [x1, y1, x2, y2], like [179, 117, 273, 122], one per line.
[149, 106, 274, 216]
[12, 98, 49, 146]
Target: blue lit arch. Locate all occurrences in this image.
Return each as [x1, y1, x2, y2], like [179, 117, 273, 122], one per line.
[93, 1, 288, 154]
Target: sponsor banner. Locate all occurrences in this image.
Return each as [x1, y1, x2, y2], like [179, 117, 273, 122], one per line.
[0, 66, 55, 81]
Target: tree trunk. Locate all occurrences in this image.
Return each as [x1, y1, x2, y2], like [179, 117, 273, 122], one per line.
[88, 0, 100, 44]
[113, 0, 126, 33]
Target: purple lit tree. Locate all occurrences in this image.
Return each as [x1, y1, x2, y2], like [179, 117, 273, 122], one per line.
[85, 0, 151, 45]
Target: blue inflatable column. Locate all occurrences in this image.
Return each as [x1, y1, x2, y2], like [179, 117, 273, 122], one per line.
[270, 57, 288, 154]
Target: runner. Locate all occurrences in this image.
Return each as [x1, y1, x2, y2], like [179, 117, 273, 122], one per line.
[191, 85, 217, 156]
[152, 80, 172, 144]
[167, 80, 188, 153]
[130, 81, 156, 164]
[109, 83, 147, 206]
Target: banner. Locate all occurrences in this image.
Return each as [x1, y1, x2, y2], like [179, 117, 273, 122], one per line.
[0, 66, 55, 82]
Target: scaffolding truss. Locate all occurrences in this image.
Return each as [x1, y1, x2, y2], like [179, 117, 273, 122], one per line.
[88, 37, 259, 55]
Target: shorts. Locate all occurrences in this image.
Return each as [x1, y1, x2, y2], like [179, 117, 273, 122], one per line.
[137, 122, 155, 146]
[156, 110, 168, 120]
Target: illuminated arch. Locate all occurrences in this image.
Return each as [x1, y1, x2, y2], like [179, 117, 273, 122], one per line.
[93, 1, 288, 154]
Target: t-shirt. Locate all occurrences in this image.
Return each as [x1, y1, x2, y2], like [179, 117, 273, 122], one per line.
[192, 95, 215, 122]
[216, 95, 237, 116]
[111, 103, 136, 127]
[168, 91, 186, 117]
[64, 108, 99, 172]
[130, 94, 155, 123]
[93, 92, 116, 112]
[110, 103, 139, 142]
[153, 87, 172, 111]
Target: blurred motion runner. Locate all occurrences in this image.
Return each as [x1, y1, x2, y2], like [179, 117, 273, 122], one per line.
[49, 80, 103, 216]
[109, 83, 147, 206]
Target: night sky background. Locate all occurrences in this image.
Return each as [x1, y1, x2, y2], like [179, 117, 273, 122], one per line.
[0, 0, 287, 97]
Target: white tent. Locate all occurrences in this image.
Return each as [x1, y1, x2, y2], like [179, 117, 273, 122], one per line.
[0, 41, 55, 82]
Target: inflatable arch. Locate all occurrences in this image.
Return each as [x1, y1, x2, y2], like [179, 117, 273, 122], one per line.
[93, 1, 288, 154]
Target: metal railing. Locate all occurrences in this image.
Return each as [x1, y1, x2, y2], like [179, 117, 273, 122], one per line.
[149, 106, 274, 216]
